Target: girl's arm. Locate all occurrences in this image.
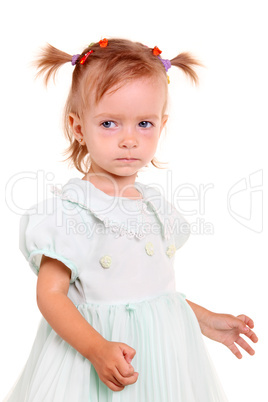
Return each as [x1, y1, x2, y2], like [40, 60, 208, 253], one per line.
[37, 255, 138, 391]
[186, 299, 258, 359]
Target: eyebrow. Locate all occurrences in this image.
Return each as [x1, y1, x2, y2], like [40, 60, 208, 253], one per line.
[94, 113, 160, 121]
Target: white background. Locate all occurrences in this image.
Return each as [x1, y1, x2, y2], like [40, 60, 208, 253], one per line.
[1, 0, 267, 400]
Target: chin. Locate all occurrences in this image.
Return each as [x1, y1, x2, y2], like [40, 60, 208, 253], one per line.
[112, 169, 139, 177]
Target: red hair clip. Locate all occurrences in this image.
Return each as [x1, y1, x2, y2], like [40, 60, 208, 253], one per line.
[153, 46, 162, 56]
[99, 38, 108, 48]
[80, 50, 93, 65]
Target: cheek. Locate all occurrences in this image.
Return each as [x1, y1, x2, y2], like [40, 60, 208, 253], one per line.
[85, 127, 111, 145]
[86, 135, 116, 157]
[147, 129, 161, 143]
[142, 134, 160, 155]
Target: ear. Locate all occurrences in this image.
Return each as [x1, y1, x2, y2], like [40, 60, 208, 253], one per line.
[160, 114, 169, 135]
[69, 113, 85, 145]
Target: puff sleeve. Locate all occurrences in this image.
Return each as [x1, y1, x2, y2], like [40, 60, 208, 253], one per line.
[144, 183, 191, 250]
[19, 197, 84, 283]
[161, 199, 190, 250]
[172, 207, 191, 250]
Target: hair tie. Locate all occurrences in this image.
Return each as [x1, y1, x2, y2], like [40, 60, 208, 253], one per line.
[159, 57, 171, 72]
[99, 38, 108, 48]
[71, 54, 80, 66]
[153, 46, 162, 56]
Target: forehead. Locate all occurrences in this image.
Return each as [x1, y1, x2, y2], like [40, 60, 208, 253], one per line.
[90, 77, 168, 116]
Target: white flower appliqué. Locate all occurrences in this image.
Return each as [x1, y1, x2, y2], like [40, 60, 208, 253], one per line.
[145, 242, 154, 256]
[166, 244, 176, 258]
[100, 255, 112, 269]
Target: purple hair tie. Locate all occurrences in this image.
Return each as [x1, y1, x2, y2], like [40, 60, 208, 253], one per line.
[159, 57, 171, 72]
[71, 54, 80, 66]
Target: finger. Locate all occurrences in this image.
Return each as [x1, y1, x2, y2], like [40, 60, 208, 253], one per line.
[106, 372, 131, 390]
[235, 318, 257, 341]
[121, 344, 136, 362]
[243, 327, 259, 343]
[237, 314, 255, 329]
[115, 352, 136, 378]
[106, 379, 125, 392]
[114, 370, 139, 386]
[236, 319, 258, 343]
[118, 364, 135, 378]
[111, 357, 138, 386]
[227, 342, 242, 359]
[236, 336, 255, 356]
[124, 353, 133, 364]
[102, 373, 125, 389]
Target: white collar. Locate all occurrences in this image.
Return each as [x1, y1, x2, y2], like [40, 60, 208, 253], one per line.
[51, 178, 174, 240]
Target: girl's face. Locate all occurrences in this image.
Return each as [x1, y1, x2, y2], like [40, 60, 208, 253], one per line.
[70, 77, 168, 183]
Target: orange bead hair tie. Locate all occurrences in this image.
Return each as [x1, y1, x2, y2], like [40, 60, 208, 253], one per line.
[153, 46, 162, 56]
[99, 38, 108, 48]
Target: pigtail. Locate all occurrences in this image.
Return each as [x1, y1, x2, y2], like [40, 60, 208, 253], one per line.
[170, 52, 201, 85]
[34, 44, 72, 85]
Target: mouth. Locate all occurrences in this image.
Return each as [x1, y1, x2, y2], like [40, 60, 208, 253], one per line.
[116, 158, 139, 162]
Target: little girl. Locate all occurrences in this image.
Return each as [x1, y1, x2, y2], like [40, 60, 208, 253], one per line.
[5, 38, 258, 402]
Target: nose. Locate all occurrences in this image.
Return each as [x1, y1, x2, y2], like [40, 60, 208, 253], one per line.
[119, 128, 138, 149]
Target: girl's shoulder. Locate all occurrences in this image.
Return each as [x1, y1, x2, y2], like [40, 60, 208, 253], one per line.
[136, 182, 191, 249]
[19, 180, 91, 282]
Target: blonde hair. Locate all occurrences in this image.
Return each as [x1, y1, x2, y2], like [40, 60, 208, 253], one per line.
[34, 38, 201, 174]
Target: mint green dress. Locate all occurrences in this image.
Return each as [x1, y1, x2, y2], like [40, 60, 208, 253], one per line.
[5, 178, 228, 401]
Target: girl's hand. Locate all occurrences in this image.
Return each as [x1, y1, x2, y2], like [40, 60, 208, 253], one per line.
[200, 312, 258, 359]
[89, 340, 139, 392]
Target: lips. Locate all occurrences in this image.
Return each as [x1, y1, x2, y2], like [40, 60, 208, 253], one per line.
[116, 158, 139, 161]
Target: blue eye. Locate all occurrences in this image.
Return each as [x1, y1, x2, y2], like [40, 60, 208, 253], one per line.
[102, 121, 116, 128]
[139, 121, 152, 128]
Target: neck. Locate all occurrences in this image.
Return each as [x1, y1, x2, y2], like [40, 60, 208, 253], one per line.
[83, 169, 141, 199]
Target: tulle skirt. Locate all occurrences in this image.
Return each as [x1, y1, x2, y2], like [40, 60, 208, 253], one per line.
[4, 293, 228, 402]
